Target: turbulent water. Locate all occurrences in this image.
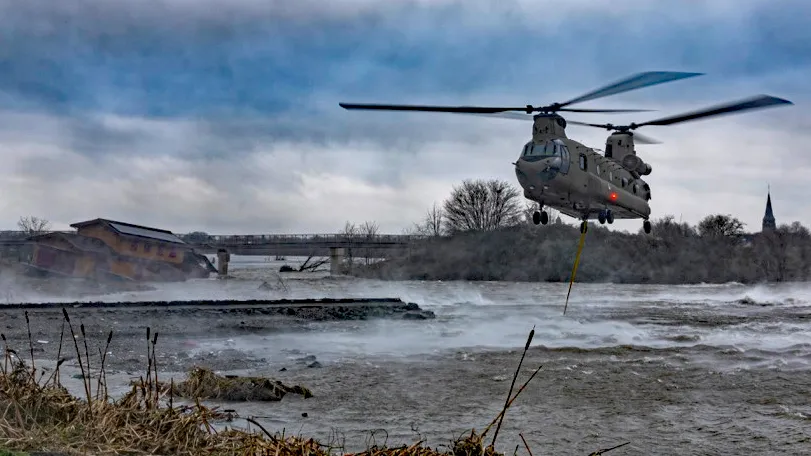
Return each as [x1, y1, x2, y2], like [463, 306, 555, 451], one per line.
[6, 255, 811, 455]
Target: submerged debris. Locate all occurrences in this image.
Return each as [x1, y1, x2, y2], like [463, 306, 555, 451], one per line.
[161, 367, 314, 401]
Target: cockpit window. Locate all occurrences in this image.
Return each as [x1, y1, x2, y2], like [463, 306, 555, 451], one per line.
[523, 139, 568, 158]
[524, 142, 555, 157]
[521, 139, 570, 174]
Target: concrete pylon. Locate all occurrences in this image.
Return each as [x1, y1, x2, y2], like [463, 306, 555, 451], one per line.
[329, 247, 345, 276]
[216, 248, 230, 278]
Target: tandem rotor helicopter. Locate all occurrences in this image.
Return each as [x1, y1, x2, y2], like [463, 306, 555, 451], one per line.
[339, 71, 793, 235]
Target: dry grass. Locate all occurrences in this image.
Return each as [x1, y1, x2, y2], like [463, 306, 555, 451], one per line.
[0, 311, 629, 456]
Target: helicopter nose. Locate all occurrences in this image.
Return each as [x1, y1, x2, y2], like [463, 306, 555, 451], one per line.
[516, 156, 560, 182]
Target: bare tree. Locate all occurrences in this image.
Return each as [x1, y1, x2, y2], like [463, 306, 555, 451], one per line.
[339, 221, 361, 272]
[651, 215, 697, 238]
[357, 221, 380, 265]
[358, 221, 379, 238]
[442, 179, 523, 233]
[341, 221, 358, 238]
[697, 214, 745, 238]
[414, 202, 445, 237]
[18, 216, 51, 235]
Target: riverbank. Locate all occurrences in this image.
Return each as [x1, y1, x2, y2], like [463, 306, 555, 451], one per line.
[0, 312, 583, 456]
[352, 223, 811, 284]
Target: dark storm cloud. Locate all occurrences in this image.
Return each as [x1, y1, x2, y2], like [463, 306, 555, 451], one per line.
[2, 0, 809, 123]
[0, 0, 809, 233]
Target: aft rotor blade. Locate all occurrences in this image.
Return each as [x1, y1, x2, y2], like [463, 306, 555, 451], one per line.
[559, 108, 652, 113]
[567, 120, 615, 129]
[338, 102, 528, 114]
[568, 120, 662, 144]
[632, 132, 662, 145]
[558, 71, 703, 108]
[635, 95, 793, 127]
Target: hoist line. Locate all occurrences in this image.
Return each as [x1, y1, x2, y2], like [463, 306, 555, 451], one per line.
[564, 221, 588, 315]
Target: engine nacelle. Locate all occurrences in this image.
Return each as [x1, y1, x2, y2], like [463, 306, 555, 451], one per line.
[621, 154, 652, 176]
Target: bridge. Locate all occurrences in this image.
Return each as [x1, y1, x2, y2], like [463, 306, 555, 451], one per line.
[181, 233, 426, 257]
[0, 230, 427, 257]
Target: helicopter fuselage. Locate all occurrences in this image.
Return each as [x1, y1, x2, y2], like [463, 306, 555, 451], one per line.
[514, 114, 652, 225]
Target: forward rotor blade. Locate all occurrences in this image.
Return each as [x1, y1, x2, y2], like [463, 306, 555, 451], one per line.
[635, 95, 793, 127]
[338, 102, 528, 114]
[469, 112, 536, 121]
[558, 71, 703, 108]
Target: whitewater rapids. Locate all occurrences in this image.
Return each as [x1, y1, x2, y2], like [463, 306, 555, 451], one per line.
[1, 255, 808, 455]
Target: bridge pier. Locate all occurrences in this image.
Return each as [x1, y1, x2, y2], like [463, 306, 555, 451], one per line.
[216, 248, 230, 278]
[329, 247, 345, 275]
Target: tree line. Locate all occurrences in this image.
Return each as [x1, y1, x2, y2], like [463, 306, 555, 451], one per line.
[350, 178, 811, 284]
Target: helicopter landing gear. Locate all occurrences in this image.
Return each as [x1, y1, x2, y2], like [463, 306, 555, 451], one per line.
[597, 209, 615, 225]
[643, 219, 652, 234]
[532, 210, 549, 225]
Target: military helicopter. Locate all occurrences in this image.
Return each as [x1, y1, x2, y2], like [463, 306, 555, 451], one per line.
[339, 71, 793, 234]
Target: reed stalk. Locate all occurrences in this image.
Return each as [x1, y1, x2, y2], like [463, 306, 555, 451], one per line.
[489, 327, 535, 447]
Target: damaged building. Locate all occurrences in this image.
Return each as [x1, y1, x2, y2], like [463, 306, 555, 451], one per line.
[19, 218, 216, 282]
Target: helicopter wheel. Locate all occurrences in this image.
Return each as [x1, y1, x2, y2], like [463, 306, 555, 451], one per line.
[532, 211, 541, 225]
[607, 211, 615, 224]
[643, 220, 652, 234]
[598, 211, 607, 225]
[540, 210, 549, 225]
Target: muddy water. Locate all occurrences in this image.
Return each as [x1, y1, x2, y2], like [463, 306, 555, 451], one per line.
[3, 256, 810, 455]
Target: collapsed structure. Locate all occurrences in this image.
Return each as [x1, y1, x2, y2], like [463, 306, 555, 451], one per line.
[19, 218, 216, 282]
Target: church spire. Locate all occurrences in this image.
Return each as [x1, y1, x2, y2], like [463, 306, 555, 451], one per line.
[762, 185, 776, 231]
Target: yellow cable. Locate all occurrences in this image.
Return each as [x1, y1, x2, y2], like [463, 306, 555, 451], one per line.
[564, 221, 588, 315]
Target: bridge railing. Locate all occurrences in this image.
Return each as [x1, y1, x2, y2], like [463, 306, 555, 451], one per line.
[181, 233, 429, 245]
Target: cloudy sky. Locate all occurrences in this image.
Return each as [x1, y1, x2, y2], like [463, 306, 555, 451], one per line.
[1, 0, 809, 234]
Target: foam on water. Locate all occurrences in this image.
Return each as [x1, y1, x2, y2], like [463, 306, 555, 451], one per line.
[6, 255, 811, 368]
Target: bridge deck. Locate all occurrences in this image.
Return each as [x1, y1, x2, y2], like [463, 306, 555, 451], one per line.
[0, 231, 430, 256]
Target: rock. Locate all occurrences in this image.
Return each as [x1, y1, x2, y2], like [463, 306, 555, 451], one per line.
[279, 265, 295, 272]
[307, 361, 322, 368]
[296, 355, 317, 363]
[402, 310, 435, 320]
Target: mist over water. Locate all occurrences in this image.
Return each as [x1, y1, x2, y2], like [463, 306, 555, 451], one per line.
[5, 255, 811, 369]
[13, 254, 794, 371]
